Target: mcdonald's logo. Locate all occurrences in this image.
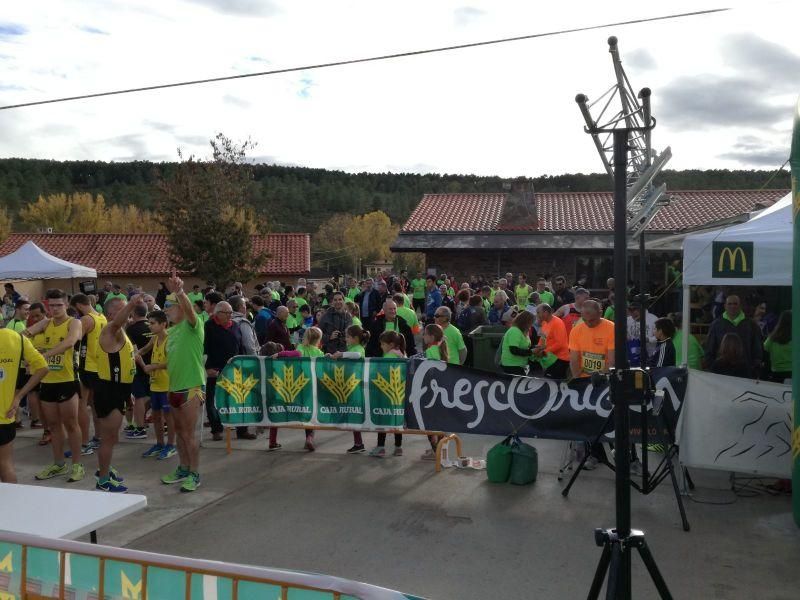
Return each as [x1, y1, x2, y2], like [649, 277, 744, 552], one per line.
[0, 551, 12, 573]
[120, 571, 142, 599]
[712, 242, 753, 278]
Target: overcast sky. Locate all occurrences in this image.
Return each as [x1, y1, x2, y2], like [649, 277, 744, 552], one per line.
[0, 0, 797, 177]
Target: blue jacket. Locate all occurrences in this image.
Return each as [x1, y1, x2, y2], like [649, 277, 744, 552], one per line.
[426, 288, 442, 320]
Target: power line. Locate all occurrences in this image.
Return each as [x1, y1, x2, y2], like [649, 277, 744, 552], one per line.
[0, 8, 730, 111]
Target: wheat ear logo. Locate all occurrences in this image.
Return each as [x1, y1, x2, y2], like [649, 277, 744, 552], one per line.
[269, 365, 310, 403]
[320, 366, 361, 404]
[217, 367, 259, 404]
[793, 426, 800, 460]
[372, 366, 406, 406]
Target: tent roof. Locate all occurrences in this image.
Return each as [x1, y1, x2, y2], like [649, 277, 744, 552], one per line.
[682, 193, 792, 286]
[0, 240, 97, 280]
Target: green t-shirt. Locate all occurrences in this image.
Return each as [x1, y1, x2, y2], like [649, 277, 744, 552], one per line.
[538, 290, 555, 307]
[501, 326, 531, 368]
[346, 287, 360, 301]
[5, 318, 26, 333]
[197, 311, 210, 325]
[286, 313, 301, 330]
[443, 324, 466, 365]
[105, 292, 127, 304]
[515, 284, 532, 306]
[425, 345, 442, 360]
[271, 290, 280, 301]
[397, 306, 419, 331]
[166, 317, 206, 392]
[672, 331, 703, 370]
[764, 338, 792, 372]
[299, 345, 324, 358]
[347, 344, 365, 357]
[604, 306, 615, 321]
[411, 279, 426, 300]
[351, 316, 362, 328]
[295, 297, 308, 310]
[187, 291, 204, 304]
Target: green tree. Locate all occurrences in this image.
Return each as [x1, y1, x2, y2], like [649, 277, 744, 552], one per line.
[157, 134, 269, 286]
[0, 207, 10, 243]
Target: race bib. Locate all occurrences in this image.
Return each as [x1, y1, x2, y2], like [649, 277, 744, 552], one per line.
[582, 351, 605, 374]
[47, 354, 64, 371]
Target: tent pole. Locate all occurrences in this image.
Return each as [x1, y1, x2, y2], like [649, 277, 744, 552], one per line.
[681, 286, 690, 367]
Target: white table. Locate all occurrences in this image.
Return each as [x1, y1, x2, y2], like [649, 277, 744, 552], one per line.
[0, 483, 146, 543]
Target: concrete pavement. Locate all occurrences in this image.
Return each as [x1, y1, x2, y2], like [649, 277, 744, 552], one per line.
[10, 425, 800, 599]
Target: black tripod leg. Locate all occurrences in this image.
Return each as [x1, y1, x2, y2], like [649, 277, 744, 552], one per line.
[637, 541, 673, 600]
[562, 444, 591, 497]
[587, 543, 612, 600]
[667, 453, 691, 532]
[604, 544, 621, 600]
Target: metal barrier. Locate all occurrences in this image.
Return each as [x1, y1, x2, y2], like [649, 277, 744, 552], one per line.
[0, 531, 422, 600]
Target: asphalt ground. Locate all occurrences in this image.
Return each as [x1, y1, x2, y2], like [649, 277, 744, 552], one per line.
[10, 424, 800, 600]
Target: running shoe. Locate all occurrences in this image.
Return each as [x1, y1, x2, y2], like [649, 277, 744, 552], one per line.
[304, 436, 315, 452]
[421, 448, 436, 461]
[88, 437, 101, 450]
[646, 444, 666, 453]
[67, 463, 85, 482]
[35, 463, 68, 480]
[123, 425, 135, 433]
[582, 456, 599, 471]
[142, 444, 164, 458]
[393, 447, 404, 457]
[126, 428, 147, 439]
[157, 444, 177, 460]
[267, 443, 282, 451]
[368, 447, 385, 458]
[94, 467, 124, 482]
[161, 466, 190, 485]
[30, 419, 43, 429]
[96, 478, 128, 493]
[346, 445, 365, 454]
[180, 472, 200, 493]
[66, 444, 95, 458]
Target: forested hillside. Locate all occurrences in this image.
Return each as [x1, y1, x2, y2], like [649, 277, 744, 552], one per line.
[0, 158, 789, 233]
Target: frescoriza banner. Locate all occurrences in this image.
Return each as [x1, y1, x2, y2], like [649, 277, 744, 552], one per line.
[405, 359, 688, 443]
[215, 356, 408, 430]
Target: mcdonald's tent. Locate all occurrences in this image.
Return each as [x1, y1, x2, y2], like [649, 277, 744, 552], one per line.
[682, 193, 792, 287]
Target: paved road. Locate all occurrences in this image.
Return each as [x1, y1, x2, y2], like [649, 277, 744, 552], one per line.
[11, 426, 800, 599]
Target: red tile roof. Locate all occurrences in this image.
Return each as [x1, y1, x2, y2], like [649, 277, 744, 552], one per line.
[0, 233, 310, 276]
[400, 190, 788, 233]
[402, 194, 507, 232]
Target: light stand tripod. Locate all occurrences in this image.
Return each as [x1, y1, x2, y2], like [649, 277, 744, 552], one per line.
[585, 128, 673, 600]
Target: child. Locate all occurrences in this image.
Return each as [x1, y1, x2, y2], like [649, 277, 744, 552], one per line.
[369, 331, 406, 458]
[298, 305, 313, 341]
[421, 324, 448, 460]
[330, 325, 371, 454]
[260, 342, 301, 451]
[137, 310, 177, 460]
[297, 327, 323, 450]
[345, 302, 362, 328]
[649, 318, 677, 368]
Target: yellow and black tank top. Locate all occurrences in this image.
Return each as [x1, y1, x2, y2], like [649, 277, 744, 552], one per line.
[149, 335, 169, 393]
[42, 318, 78, 384]
[97, 331, 136, 384]
[79, 312, 107, 373]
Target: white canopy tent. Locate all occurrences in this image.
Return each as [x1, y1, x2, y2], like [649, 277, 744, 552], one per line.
[0, 240, 97, 280]
[680, 193, 792, 358]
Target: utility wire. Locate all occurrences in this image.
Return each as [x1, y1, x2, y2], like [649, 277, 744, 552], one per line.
[0, 8, 729, 111]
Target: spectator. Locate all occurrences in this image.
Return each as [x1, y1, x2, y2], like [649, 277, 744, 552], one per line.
[488, 290, 515, 326]
[230, 296, 259, 355]
[366, 300, 416, 357]
[264, 306, 293, 351]
[764, 310, 791, 383]
[536, 278, 554, 307]
[425, 276, 442, 323]
[251, 296, 274, 345]
[533, 304, 570, 379]
[668, 313, 703, 369]
[439, 284, 455, 313]
[355, 279, 382, 329]
[703, 294, 762, 375]
[204, 302, 246, 441]
[318, 292, 353, 354]
[711, 333, 751, 378]
[626, 301, 659, 367]
[555, 287, 589, 336]
[552, 276, 575, 310]
[497, 278, 516, 306]
[649, 318, 677, 368]
[500, 310, 535, 376]
[410, 272, 427, 314]
[5, 299, 30, 332]
[393, 294, 421, 335]
[433, 306, 467, 366]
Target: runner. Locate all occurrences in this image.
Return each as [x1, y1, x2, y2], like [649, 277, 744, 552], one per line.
[555, 287, 589, 336]
[125, 303, 152, 439]
[94, 295, 140, 492]
[161, 275, 206, 493]
[25, 289, 85, 482]
[533, 304, 570, 379]
[137, 310, 177, 460]
[410, 272, 426, 314]
[0, 328, 49, 483]
[71, 293, 107, 453]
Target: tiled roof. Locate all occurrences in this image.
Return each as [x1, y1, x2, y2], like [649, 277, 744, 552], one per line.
[402, 194, 507, 232]
[400, 189, 788, 233]
[0, 233, 310, 276]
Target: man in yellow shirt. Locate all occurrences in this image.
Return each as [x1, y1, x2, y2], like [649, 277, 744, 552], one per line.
[0, 329, 49, 482]
[71, 294, 107, 452]
[25, 289, 85, 482]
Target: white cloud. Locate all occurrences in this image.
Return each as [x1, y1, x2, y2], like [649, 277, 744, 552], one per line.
[0, 0, 797, 175]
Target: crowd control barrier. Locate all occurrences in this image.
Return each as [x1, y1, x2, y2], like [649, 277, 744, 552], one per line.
[0, 531, 424, 600]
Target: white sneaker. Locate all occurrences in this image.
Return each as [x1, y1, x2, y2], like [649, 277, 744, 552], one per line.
[421, 448, 436, 461]
[583, 456, 599, 471]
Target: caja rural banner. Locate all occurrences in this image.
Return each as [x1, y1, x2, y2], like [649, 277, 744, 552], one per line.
[405, 359, 688, 443]
[215, 356, 408, 430]
[678, 369, 792, 478]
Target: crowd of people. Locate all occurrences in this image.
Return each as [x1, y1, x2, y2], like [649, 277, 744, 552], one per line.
[0, 270, 792, 489]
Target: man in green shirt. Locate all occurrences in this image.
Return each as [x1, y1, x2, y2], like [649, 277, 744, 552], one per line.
[410, 273, 426, 312]
[433, 306, 467, 365]
[535, 278, 554, 307]
[104, 285, 128, 305]
[345, 277, 360, 301]
[5, 300, 29, 332]
[162, 276, 206, 493]
[186, 285, 204, 305]
[393, 294, 421, 335]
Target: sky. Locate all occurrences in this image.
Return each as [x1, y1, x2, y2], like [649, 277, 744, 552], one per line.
[0, 0, 798, 177]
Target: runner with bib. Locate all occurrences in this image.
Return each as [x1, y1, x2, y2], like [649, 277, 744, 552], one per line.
[25, 289, 85, 483]
[71, 294, 107, 453]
